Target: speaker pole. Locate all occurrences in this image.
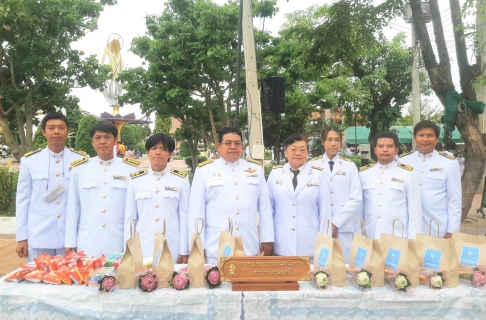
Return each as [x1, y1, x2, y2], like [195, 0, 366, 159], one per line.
[234, 0, 243, 130]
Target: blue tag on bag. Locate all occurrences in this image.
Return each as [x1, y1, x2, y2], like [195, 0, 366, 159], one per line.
[460, 246, 480, 267]
[154, 248, 162, 266]
[318, 247, 330, 267]
[222, 245, 232, 257]
[355, 247, 368, 267]
[424, 248, 442, 270]
[385, 248, 402, 270]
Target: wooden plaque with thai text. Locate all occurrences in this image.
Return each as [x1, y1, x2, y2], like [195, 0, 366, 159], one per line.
[220, 256, 310, 282]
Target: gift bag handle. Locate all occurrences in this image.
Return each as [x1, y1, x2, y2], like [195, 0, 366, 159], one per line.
[326, 219, 332, 236]
[228, 217, 234, 235]
[462, 218, 478, 236]
[161, 219, 167, 236]
[429, 218, 440, 237]
[194, 218, 205, 235]
[392, 219, 404, 238]
[360, 219, 367, 237]
[130, 219, 136, 238]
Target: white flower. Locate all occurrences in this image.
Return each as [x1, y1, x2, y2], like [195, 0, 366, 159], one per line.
[356, 271, 370, 287]
[395, 275, 408, 289]
[430, 275, 443, 288]
[315, 272, 328, 288]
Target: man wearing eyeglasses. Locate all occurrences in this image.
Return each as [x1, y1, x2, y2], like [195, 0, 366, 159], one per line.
[188, 127, 274, 263]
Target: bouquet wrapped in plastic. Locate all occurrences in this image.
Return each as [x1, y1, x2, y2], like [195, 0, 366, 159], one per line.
[311, 269, 331, 290]
[136, 270, 158, 292]
[347, 268, 372, 291]
[384, 270, 413, 292]
[169, 271, 190, 290]
[205, 266, 221, 289]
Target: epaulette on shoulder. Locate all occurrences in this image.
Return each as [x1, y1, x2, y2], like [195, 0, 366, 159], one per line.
[71, 156, 89, 167]
[272, 165, 283, 170]
[340, 157, 353, 162]
[247, 158, 261, 165]
[399, 150, 414, 158]
[24, 149, 42, 157]
[123, 157, 140, 167]
[439, 151, 456, 160]
[398, 163, 413, 171]
[359, 164, 374, 172]
[311, 165, 324, 171]
[198, 159, 213, 167]
[311, 155, 323, 161]
[130, 169, 148, 179]
[170, 168, 188, 179]
[69, 148, 87, 156]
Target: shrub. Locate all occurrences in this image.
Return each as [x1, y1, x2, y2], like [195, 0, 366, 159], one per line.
[134, 142, 146, 155]
[75, 115, 99, 157]
[0, 167, 18, 212]
[179, 141, 191, 157]
[184, 156, 207, 169]
[121, 124, 142, 148]
[264, 150, 272, 160]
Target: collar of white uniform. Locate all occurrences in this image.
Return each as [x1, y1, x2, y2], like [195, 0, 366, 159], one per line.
[323, 153, 339, 164]
[417, 149, 436, 158]
[377, 161, 397, 170]
[47, 146, 66, 158]
[98, 156, 115, 166]
[285, 162, 311, 174]
[219, 157, 240, 167]
[149, 166, 168, 176]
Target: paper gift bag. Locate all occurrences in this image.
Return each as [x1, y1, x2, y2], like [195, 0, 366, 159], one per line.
[187, 218, 205, 288]
[349, 220, 384, 287]
[118, 219, 143, 289]
[452, 219, 486, 270]
[217, 218, 245, 267]
[153, 219, 174, 288]
[313, 220, 346, 286]
[380, 219, 420, 288]
[416, 219, 459, 288]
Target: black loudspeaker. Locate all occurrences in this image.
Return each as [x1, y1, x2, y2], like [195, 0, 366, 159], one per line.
[261, 76, 285, 113]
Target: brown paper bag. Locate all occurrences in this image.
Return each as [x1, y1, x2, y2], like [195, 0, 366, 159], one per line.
[416, 219, 459, 288]
[380, 219, 420, 287]
[187, 218, 205, 288]
[217, 218, 245, 267]
[349, 220, 384, 287]
[153, 219, 174, 288]
[313, 220, 346, 286]
[118, 219, 143, 289]
[452, 219, 486, 270]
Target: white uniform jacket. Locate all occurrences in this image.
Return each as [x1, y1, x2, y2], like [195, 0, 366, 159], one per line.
[399, 150, 461, 237]
[188, 158, 274, 258]
[16, 147, 86, 248]
[309, 154, 362, 233]
[65, 156, 139, 257]
[359, 162, 422, 239]
[124, 167, 190, 261]
[267, 162, 331, 256]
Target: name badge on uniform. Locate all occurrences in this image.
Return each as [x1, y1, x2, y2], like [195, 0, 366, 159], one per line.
[391, 178, 404, 182]
[430, 168, 443, 172]
[165, 186, 178, 191]
[113, 175, 127, 180]
[307, 182, 319, 187]
[43, 185, 65, 203]
[336, 171, 346, 176]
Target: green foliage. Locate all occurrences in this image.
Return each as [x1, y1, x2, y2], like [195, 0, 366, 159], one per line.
[264, 150, 272, 160]
[184, 156, 208, 169]
[347, 155, 375, 169]
[179, 141, 191, 157]
[33, 126, 48, 150]
[264, 163, 274, 180]
[172, 156, 183, 160]
[0, 167, 18, 212]
[121, 125, 142, 149]
[153, 114, 172, 135]
[134, 142, 145, 154]
[74, 115, 99, 157]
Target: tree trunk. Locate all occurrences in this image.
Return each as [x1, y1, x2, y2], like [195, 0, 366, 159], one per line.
[0, 111, 23, 161]
[186, 137, 199, 172]
[205, 95, 219, 149]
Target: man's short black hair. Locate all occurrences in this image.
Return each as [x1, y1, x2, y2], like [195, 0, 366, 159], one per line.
[218, 127, 243, 143]
[413, 120, 440, 137]
[41, 112, 69, 130]
[145, 133, 175, 153]
[89, 121, 118, 138]
[283, 133, 308, 150]
[373, 131, 399, 148]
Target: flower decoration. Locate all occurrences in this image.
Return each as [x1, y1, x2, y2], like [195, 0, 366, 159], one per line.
[169, 272, 190, 290]
[139, 271, 158, 292]
[394, 273, 412, 292]
[205, 266, 221, 289]
[356, 269, 372, 289]
[314, 270, 329, 289]
[472, 268, 486, 288]
[98, 275, 116, 292]
[428, 272, 445, 289]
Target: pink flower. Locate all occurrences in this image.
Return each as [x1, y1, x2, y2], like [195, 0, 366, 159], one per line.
[98, 276, 116, 292]
[173, 273, 188, 290]
[472, 270, 485, 288]
[139, 273, 157, 292]
[208, 270, 220, 285]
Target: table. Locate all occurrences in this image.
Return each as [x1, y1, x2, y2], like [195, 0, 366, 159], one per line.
[243, 282, 486, 320]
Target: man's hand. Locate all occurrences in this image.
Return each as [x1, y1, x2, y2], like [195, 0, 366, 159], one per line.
[332, 224, 339, 238]
[445, 232, 452, 239]
[65, 247, 76, 255]
[260, 242, 273, 256]
[16, 240, 28, 258]
[177, 255, 189, 264]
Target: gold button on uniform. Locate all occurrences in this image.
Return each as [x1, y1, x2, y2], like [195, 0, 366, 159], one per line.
[103, 181, 107, 185]
[378, 204, 382, 207]
[155, 218, 160, 222]
[155, 190, 159, 194]
[330, 178, 333, 181]
[292, 203, 296, 206]
[103, 167, 107, 171]
[330, 191, 334, 194]
[234, 182, 237, 185]
[421, 171, 424, 174]
[381, 171, 384, 174]
[236, 227, 240, 231]
[236, 211, 240, 215]
[292, 228, 295, 231]
[380, 182, 383, 185]
[102, 224, 106, 228]
[331, 203, 334, 206]
[103, 195, 106, 199]
[102, 209, 106, 213]
[56, 200, 61, 205]
[56, 214, 61, 218]
[156, 177, 160, 181]
[56, 173, 60, 177]
[55, 160, 60, 164]
[155, 204, 159, 208]
[379, 192, 382, 195]
[292, 215, 296, 218]
[236, 196, 239, 200]
[377, 215, 381, 219]
[420, 183, 423, 186]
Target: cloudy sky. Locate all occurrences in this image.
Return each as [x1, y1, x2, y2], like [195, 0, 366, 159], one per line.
[70, 0, 463, 128]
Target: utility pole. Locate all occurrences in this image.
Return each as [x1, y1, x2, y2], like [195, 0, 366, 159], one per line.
[411, 23, 421, 150]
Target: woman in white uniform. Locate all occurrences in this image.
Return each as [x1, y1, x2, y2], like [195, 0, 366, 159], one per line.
[267, 134, 331, 258]
[309, 127, 361, 263]
[124, 134, 190, 263]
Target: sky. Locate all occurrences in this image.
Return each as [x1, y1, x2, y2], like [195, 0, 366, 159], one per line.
[70, 0, 467, 128]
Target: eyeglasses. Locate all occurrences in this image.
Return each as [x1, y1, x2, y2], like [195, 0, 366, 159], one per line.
[222, 141, 243, 147]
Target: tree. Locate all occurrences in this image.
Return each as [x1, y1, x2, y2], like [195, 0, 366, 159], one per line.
[394, 98, 443, 126]
[153, 114, 172, 135]
[121, 124, 142, 149]
[0, 0, 113, 160]
[75, 115, 99, 157]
